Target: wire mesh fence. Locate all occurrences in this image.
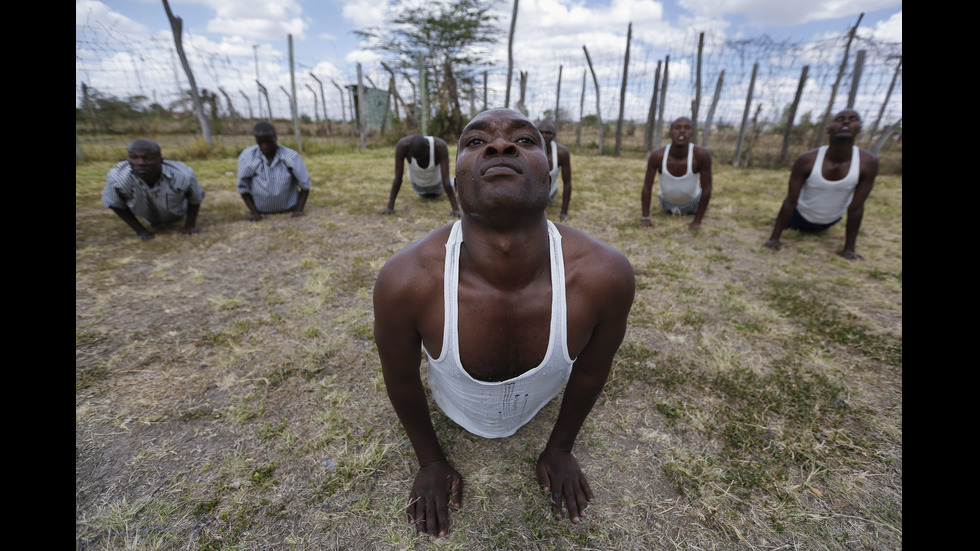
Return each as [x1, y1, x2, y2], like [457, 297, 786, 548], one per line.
[77, 13, 901, 165]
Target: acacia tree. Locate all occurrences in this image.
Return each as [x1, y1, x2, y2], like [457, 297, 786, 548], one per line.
[356, 0, 499, 137]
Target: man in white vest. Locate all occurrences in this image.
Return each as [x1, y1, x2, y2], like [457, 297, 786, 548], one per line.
[537, 119, 572, 221]
[640, 117, 714, 229]
[764, 109, 879, 260]
[381, 135, 460, 217]
[374, 109, 635, 538]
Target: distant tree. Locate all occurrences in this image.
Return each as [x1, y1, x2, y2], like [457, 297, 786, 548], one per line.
[355, 0, 500, 137]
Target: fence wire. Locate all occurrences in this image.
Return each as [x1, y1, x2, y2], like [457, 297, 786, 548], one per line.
[77, 17, 901, 144]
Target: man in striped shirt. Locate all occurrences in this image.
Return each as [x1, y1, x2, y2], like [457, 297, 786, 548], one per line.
[102, 138, 204, 241]
[237, 122, 312, 220]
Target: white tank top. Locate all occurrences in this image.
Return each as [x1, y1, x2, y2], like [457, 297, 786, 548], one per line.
[407, 136, 442, 193]
[548, 140, 561, 198]
[659, 144, 702, 205]
[796, 145, 860, 224]
[425, 220, 576, 438]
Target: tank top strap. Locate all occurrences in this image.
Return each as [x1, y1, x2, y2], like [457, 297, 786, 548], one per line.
[546, 220, 571, 362]
[438, 220, 463, 363]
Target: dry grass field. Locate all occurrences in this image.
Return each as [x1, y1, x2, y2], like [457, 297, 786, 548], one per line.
[76, 133, 901, 550]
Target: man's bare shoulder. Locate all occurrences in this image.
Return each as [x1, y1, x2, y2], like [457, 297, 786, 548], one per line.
[792, 148, 820, 174]
[647, 147, 666, 168]
[857, 147, 880, 164]
[375, 224, 454, 300]
[694, 145, 713, 160]
[434, 139, 451, 161]
[555, 223, 634, 287]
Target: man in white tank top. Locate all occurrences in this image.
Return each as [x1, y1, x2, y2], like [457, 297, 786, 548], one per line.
[764, 109, 880, 260]
[381, 135, 461, 217]
[374, 109, 635, 537]
[640, 117, 714, 229]
[538, 120, 573, 221]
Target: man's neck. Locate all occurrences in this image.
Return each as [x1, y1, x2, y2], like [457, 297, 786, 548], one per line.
[825, 138, 854, 162]
[668, 142, 689, 157]
[459, 215, 551, 290]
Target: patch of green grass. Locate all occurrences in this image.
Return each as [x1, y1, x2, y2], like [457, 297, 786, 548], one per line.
[765, 279, 902, 366]
[229, 393, 265, 424]
[192, 498, 220, 517]
[180, 407, 215, 421]
[76, 364, 109, 391]
[250, 463, 276, 485]
[256, 419, 287, 443]
[605, 342, 658, 397]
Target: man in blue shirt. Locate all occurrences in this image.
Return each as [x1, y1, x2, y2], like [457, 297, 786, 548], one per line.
[237, 122, 312, 220]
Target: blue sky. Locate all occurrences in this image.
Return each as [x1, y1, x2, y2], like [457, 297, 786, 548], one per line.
[76, 1, 901, 121]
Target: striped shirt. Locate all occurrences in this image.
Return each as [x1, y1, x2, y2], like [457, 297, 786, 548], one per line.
[102, 160, 204, 225]
[236, 144, 312, 213]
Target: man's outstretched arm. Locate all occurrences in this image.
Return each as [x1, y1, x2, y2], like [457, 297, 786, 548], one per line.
[537, 250, 634, 524]
[764, 152, 813, 250]
[179, 202, 201, 234]
[640, 150, 662, 227]
[689, 148, 713, 229]
[839, 151, 878, 260]
[110, 206, 154, 240]
[558, 146, 572, 221]
[382, 143, 409, 214]
[374, 255, 461, 538]
[437, 142, 460, 217]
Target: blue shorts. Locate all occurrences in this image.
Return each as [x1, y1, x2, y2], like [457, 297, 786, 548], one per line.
[787, 209, 841, 232]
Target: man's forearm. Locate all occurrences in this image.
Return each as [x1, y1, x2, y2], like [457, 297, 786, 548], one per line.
[640, 187, 652, 218]
[387, 179, 403, 211]
[692, 190, 710, 224]
[111, 207, 151, 237]
[768, 201, 795, 241]
[241, 193, 260, 215]
[386, 378, 448, 465]
[184, 202, 200, 228]
[294, 189, 310, 212]
[842, 207, 864, 253]
[544, 368, 609, 452]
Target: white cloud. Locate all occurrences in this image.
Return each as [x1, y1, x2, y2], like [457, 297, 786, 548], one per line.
[868, 10, 901, 42]
[677, 0, 902, 27]
[76, 0, 148, 34]
[193, 0, 309, 40]
[340, 0, 390, 29]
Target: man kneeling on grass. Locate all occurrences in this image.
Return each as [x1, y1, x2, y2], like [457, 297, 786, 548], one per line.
[373, 108, 635, 538]
[102, 138, 204, 241]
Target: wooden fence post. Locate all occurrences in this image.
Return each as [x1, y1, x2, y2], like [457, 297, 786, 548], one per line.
[732, 62, 758, 167]
[644, 62, 661, 152]
[554, 65, 562, 123]
[692, 32, 704, 144]
[614, 22, 632, 156]
[357, 63, 367, 149]
[813, 13, 864, 148]
[583, 45, 603, 155]
[868, 56, 901, 147]
[702, 70, 723, 148]
[654, 56, 669, 149]
[576, 69, 585, 147]
[505, 0, 518, 108]
[779, 65, 808, 165]
[847, 50, 866, 109]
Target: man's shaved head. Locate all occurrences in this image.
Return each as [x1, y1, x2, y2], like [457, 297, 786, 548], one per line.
[127, 138, 162, 157]
[253, 121, 276, 137]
